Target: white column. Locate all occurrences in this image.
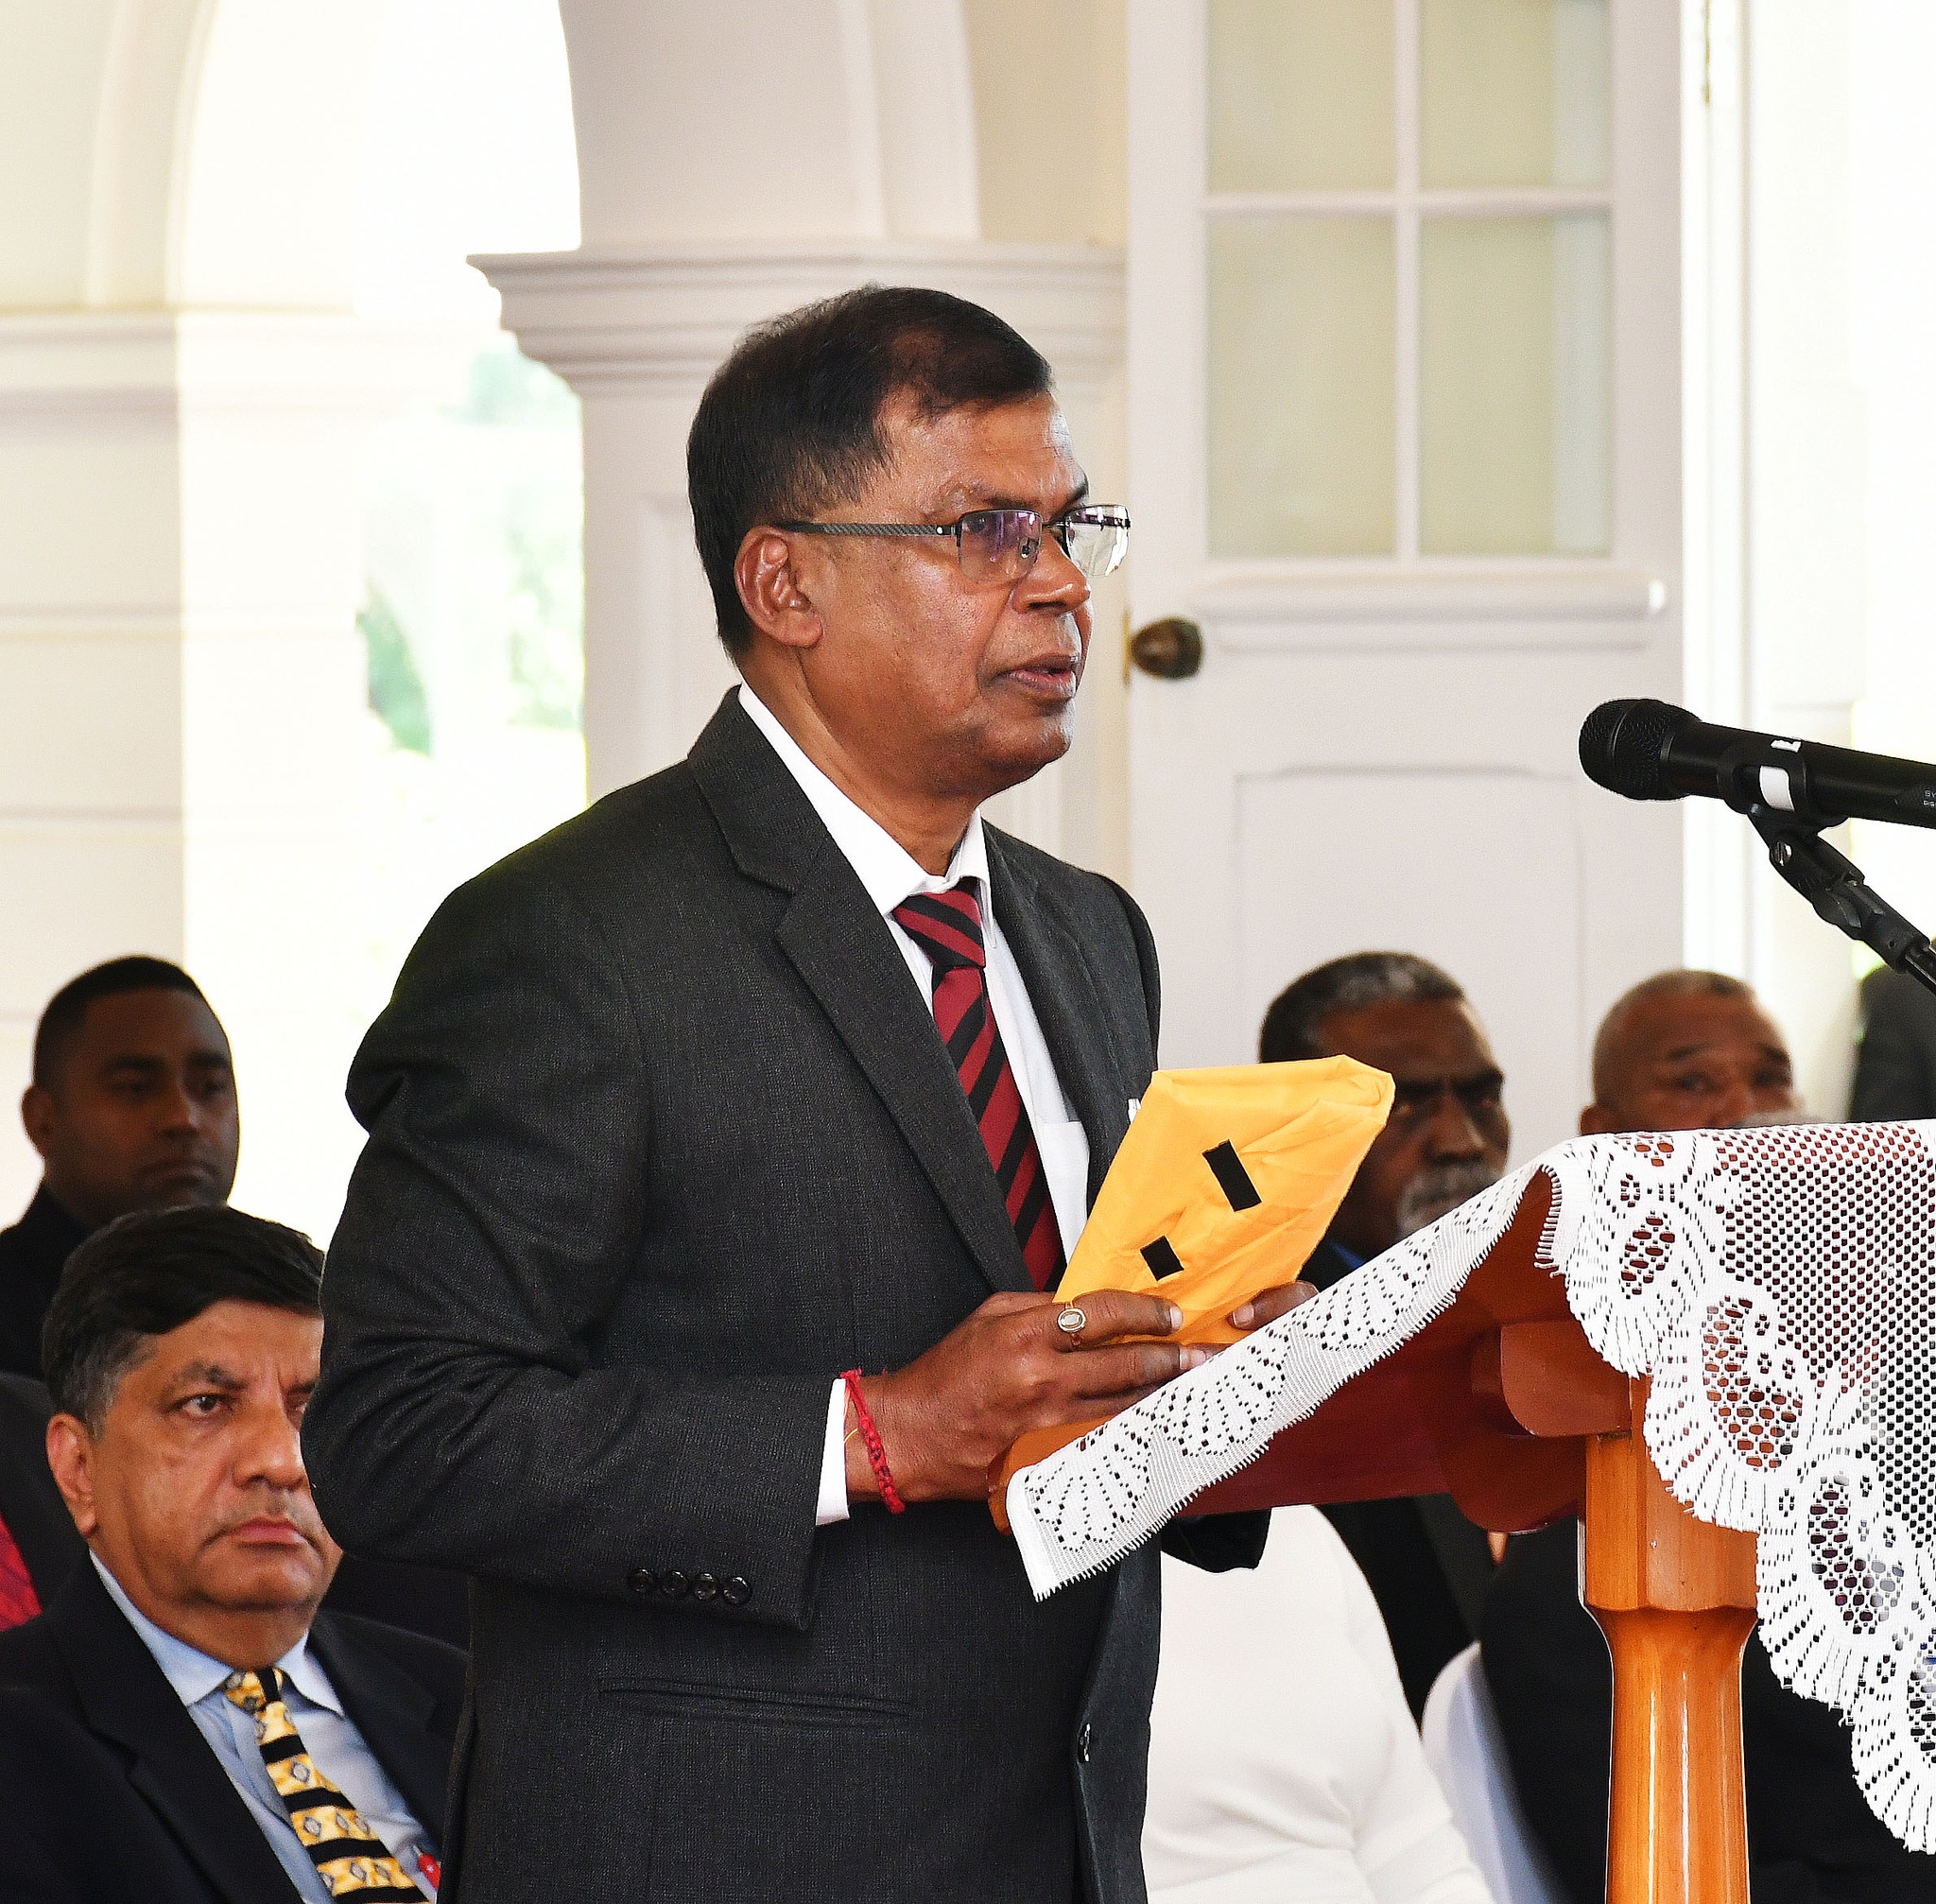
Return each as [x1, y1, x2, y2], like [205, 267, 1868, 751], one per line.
[0, 312, 428, 1233]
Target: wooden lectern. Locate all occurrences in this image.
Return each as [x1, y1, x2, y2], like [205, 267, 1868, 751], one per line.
[1184, 1178, 1758, 1904]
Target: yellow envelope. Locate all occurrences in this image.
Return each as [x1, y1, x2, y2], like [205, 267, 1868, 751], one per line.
[991, 1057, 1392, 1521]
[1054, 1055, 1393, 1344]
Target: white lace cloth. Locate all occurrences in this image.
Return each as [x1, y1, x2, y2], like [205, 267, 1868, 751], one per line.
[1005, 1121, 1936, 1853]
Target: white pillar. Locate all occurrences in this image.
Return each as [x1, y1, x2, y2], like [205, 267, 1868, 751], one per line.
[0, 312, 426, 1233]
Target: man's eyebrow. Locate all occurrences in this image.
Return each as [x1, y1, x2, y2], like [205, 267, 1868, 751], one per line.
[169, 1361, 245, 1392]
[934, 476, 1092, 516]
[1653, 1042, 1718, 1065]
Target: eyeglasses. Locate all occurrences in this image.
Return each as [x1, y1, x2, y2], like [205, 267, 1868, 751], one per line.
[775, 505, 1131, 584]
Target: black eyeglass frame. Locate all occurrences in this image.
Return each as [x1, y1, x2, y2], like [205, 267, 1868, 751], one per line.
[773, 504, 1131, 580]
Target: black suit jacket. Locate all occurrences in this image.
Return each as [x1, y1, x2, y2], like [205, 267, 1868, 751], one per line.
[0, 1187, 87, 1381]
[305, 693, 1265, 1904]
[1850, 965, 1936, 1122]
[1483, 1517, 1936, 1903]
[0, 1560, 464, 1904]
[0, 1375, 83, 1608]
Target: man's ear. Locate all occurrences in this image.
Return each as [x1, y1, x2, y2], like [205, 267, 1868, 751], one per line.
[735, 528, 825, 652]
[20, 1083, 54, 1162]
[1579, 1104, 1616, 1135]
[44, 1414, 100, 1539]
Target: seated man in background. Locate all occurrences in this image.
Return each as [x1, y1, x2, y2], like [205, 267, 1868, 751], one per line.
[0, 1206, 462, 1904]
[0, 959, 467, 1650]
[0, 958, 238, 1382]
[1258, 951, 1510, 1717]
[1484, 970, 1935, 1903]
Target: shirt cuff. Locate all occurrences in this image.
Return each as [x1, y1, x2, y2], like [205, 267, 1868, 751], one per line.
[816, 1376, 851, 1527]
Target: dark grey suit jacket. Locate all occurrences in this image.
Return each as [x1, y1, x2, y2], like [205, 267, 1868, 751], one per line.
[305, 694, 1264, 1904]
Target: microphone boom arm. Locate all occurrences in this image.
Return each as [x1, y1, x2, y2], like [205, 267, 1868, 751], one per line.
[1747, 805, 1936, 1002]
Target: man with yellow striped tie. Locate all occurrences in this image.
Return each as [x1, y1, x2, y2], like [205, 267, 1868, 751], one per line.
[0, 1207, 463, 1904]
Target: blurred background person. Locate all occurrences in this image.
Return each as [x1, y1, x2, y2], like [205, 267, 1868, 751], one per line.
[1577, 970, 1801, 1136]
[0, 959, 238, 1382]
[1146, 1505, 1494, 1904]
[1259, 952, 1511, 1718]
[1482, 970, 1936, 1904]
[0, 1206, 463, 1904]
[1848, 964, 1936, 1122]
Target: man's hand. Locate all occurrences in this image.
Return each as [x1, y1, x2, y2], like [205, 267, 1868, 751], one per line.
[848, 1290, 1205, 1505]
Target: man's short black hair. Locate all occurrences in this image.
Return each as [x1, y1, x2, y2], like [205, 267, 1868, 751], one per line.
[686, 285, 1056, 654]
[43, 1205, 322, 1429]
[32, 956, 212, 1090]
[1260, 952, 1467, 1065]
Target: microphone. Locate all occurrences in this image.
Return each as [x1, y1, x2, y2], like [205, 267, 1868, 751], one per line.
[1581, 698, 1936, 996]
[1579, 698, 1936, 832]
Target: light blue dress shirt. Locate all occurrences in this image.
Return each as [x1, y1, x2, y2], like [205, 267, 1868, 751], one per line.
[95, 1559, 437, 1900]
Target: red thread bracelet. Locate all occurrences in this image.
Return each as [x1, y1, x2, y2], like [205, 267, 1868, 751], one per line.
[840, 1369, 906, 1515]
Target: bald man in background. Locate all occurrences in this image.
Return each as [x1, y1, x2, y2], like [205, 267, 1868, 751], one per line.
[1483, 971, 1935, 1904]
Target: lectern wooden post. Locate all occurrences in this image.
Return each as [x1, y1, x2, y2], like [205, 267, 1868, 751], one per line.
[1171, 1181, 1756, 1904]
[1585, 1378, 1757, 1904]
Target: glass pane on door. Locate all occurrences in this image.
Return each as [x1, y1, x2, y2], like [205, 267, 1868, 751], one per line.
[1419, 213, 1610, 554]
[1208, 217, 1397, 556]
[1420, 0, 1610, 188]
[1208, 0, 1395, 191]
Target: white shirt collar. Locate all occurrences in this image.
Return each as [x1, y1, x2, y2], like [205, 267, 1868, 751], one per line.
[737, 684, 992, 918]
[93, 1554, 341, 1715]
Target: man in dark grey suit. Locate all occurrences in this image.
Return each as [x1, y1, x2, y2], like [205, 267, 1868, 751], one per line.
[304, 287, 1301, 1903]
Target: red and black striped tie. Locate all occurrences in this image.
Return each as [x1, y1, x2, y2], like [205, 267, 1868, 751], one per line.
[892, 883, 1064, 1290]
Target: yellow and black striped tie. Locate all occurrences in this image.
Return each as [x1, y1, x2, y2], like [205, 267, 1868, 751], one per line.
[222, 1668, 427, 1899]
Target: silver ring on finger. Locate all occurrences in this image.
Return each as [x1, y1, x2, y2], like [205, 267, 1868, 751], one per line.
[1055, 1304, 1088, 1340]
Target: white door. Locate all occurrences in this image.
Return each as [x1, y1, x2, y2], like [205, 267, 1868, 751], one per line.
[1124, 0, 1686, 1157]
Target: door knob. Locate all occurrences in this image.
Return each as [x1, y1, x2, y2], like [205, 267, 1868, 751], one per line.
[1128, 617, 1202, 680]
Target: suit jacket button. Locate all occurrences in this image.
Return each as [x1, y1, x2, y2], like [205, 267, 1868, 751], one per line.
[627, 1567, 658, 1595]
[691, 1571, 720, 1601]
[660, 1569, 691, 1598]
[1077, 1723, 1093, 1764]
[721, 1575, 752, 1607]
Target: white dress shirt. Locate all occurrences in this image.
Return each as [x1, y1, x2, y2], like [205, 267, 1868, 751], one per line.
[735, 686, 1092, 1526]
[1144, 1510, 1495, 1904]
[95, 1559, 438, 1902]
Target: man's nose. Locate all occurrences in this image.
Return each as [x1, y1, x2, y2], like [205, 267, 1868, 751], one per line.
[1014, 530, 1090, 614]
[155, 1076, 201, 1134]
[236, 1404, 308, 1490]
[1425, 1090, 1487, 1158]
[1709, 1078, 1754, 1129]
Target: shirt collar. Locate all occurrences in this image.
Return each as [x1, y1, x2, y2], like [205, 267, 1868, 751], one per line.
[93, 1554, 340, 1715]
[737, 684, 991, 919]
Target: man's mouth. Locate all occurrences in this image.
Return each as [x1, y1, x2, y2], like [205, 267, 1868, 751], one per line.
[1001, 652, 1082, 700]
[225, 1517, 313, 1550]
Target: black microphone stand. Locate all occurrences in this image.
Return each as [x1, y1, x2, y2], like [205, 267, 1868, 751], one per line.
[1747, 804, 1936, 1001]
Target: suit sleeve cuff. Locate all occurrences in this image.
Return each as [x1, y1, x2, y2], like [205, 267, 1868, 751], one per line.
[816, 1377, 851, 1527]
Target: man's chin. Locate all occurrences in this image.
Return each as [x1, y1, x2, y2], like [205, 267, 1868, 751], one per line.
[199, 1549, 330, 1616]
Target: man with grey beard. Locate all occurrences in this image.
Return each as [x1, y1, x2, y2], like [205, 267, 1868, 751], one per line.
[1258, 952, 1511, 1715]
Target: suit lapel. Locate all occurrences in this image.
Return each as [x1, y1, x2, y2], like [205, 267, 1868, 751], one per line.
[51, 1566, 302, 1904]
[985, 831, 1133, 1206]
[308, 1616, 448, 1843]
[690, 695, 1032, 1295]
